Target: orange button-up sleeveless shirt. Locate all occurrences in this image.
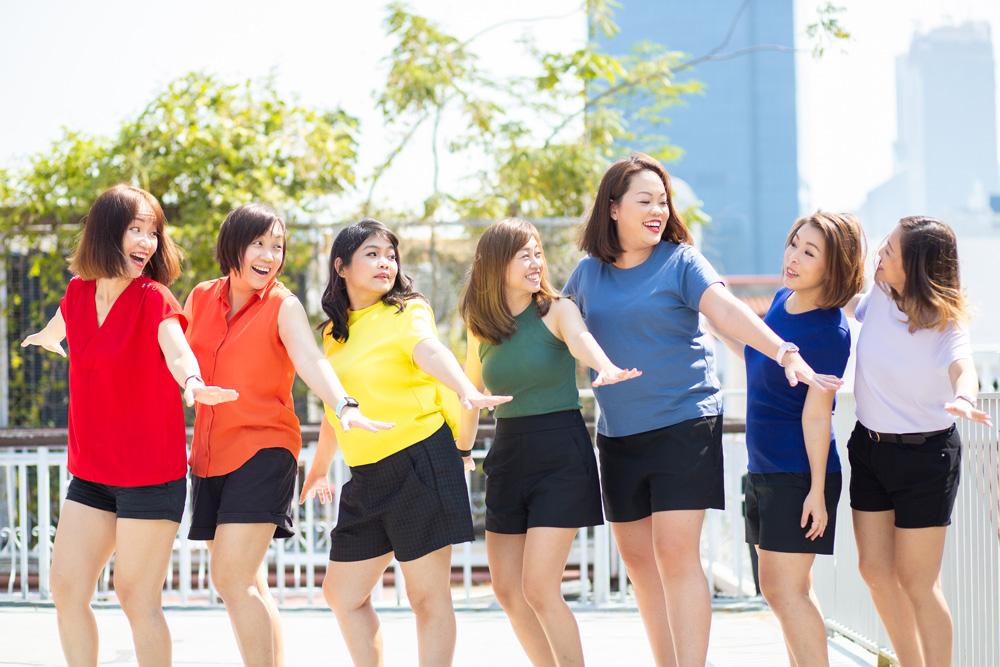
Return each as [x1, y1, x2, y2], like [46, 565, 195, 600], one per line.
[184, 277, 301, 477]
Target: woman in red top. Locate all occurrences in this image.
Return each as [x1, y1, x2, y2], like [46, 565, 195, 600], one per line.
[183, 204, 391, 667]
[22, 184, 237, 667]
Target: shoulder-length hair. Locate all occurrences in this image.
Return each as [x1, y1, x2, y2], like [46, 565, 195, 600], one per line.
[216, 203, 287, 276]
[460, 219, 559, 345]
[68, 184, 181, 285]
[879, 216, 968, 332]
[580, 152, 692, 264]
[785, 211, 866, 309]
[318, 219, 424, 342]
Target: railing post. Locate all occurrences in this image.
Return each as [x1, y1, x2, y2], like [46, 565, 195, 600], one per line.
[37, 448, 50, 599]
[178, 479, 192, 604]
[593, 522, 609, 605]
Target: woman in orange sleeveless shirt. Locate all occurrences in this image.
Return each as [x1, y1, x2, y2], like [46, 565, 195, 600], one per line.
[184, 204, 392, 667]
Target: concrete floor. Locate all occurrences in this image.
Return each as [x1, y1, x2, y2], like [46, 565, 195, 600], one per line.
[0, 605, 876, 666]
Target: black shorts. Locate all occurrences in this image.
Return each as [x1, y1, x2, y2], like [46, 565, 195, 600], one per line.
[847, 421, 961, 528]
[188, 447, 298, 541]
[66, 476, 186, 523]
[330, 423, 474, 563]
[745, 472, 842, 555]
[596, 414, 725, 523]
[484, 410, 604, 534]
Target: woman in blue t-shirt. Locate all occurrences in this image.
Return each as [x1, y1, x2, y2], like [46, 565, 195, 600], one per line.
[725, 212, 864, 667]
[563, 153, 843, 667]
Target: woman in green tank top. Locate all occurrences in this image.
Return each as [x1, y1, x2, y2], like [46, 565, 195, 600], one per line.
[458, 219, 640, 667]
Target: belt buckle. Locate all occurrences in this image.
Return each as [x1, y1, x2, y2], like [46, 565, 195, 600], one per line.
[868, 429, 880, 443]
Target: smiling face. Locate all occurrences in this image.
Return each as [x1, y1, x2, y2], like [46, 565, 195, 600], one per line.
[336, 233, 399, 305]
[121, 199, 160, 279]
[610, 169, 670, 253]
[783, 222, 828, 294]
[231, 220, 285, 291]
[876, 225, 906, 293]
[505, 235, 544, 298]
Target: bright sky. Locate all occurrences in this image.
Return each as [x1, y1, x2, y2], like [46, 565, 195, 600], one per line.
[2, 0, 999, 216]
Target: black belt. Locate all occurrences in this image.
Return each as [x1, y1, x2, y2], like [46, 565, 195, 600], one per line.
[865, 424, 955, 445]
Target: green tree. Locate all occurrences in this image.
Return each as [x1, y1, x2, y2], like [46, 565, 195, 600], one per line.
[1, 72, 359, 427]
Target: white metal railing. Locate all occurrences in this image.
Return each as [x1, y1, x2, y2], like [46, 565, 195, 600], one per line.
[812, 393, 1000, 666]
[0, 394, 751, 609]
[5, 394, 996, 662]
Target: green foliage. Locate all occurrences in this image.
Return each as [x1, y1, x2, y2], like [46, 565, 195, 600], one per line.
[1, 72, 360, 427]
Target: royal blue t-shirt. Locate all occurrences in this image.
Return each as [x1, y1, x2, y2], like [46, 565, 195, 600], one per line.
[562, 242, 723, 437]
[745, 288, 850, 473]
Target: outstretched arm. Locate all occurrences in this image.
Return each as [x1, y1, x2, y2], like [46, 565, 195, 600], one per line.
[21, 310, 67, 357]
[157, 317, 239, 406]
[413, 337, 512, 410]
[550, 299, 641, 386]
[277, 296, 393, 432]
[946, 358, 993, 426]
[800, 385, 836, 540]
[699, 284, 841, 391]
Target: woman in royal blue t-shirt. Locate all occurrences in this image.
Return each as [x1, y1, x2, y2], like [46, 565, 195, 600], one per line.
[724, 212, 864, 666]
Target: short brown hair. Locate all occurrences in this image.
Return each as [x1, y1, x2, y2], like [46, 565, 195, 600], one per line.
[460, 219, 559, 345]
[580, 152, 692, 264]
[216, 204, 287, 276]
[880, 216, 968, 332]
[785, 212, 866, 309]
[68, 184, 181, 285]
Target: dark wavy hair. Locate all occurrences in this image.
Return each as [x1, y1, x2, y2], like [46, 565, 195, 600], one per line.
[878, 216, 967, 332]
[318, 219, 423, 342]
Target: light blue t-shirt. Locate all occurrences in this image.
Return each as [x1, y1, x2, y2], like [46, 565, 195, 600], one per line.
[562, 241, 724, 437]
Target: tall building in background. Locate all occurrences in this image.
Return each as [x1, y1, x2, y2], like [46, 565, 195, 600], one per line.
[596, 0, 800, 275]
[862, 22, 999, 237]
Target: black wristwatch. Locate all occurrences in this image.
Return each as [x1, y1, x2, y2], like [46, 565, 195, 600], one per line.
[335, 396, 360, 419]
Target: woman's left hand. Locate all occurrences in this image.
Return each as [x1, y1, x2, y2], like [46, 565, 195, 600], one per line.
[945, 399, 994, 427]
[340, 407, 395, 433]
[459, 389, 512, 411]
[783, 352, 843, 391]
[592, 366, 643, 387]
[461, 455, 475, 472]
[801, 489, 828, 540]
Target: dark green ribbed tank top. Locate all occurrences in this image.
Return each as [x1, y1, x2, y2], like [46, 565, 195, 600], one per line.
[479, 305, 581, 419]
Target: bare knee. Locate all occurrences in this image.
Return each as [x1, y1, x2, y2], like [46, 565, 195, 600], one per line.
[211, 559, 255, 604]
[521, 576, 565, 615]
[759, 573, 807, 614]
[406, 586, 453, 619]
[323, 575, 370, 616]
[896, 565, 939, 603]
[50, 563, 94, 609]
[617, 541, 658, 578]
[857, 556, 897, 591]
[651, 535, 700, 580]
[113, 572, 162, 619]
[491, 576, 527, 612]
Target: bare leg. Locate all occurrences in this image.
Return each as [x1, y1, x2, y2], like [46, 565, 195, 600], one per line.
[611, 518, 676, 667]
[399, 545, 458, 667]
[209, 523, 282, 667]
[521, 527, 584, 666]
[324, 553, 394, 667]
[853, 510, 924, 666]
[112, 518, 179, 667]
[757, 548, 829, 667]
[50, 500, 116, 667]
[650, 510, 711, 667]
[486, 531, 556, 666]
[895, 527, 951, 667]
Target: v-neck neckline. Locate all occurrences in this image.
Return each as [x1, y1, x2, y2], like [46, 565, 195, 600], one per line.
[93, 278, 136, 331]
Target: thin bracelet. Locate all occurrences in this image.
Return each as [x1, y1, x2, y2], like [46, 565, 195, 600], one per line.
[184, 374, 204, 388]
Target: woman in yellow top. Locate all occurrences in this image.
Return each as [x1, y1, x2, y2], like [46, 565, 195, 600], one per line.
[300, 219, 509, 667]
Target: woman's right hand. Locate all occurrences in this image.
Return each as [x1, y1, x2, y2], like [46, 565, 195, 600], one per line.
[783, 352, 843, 391]
[21, 331, 66, 358]
[185, 379, 239, 407]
